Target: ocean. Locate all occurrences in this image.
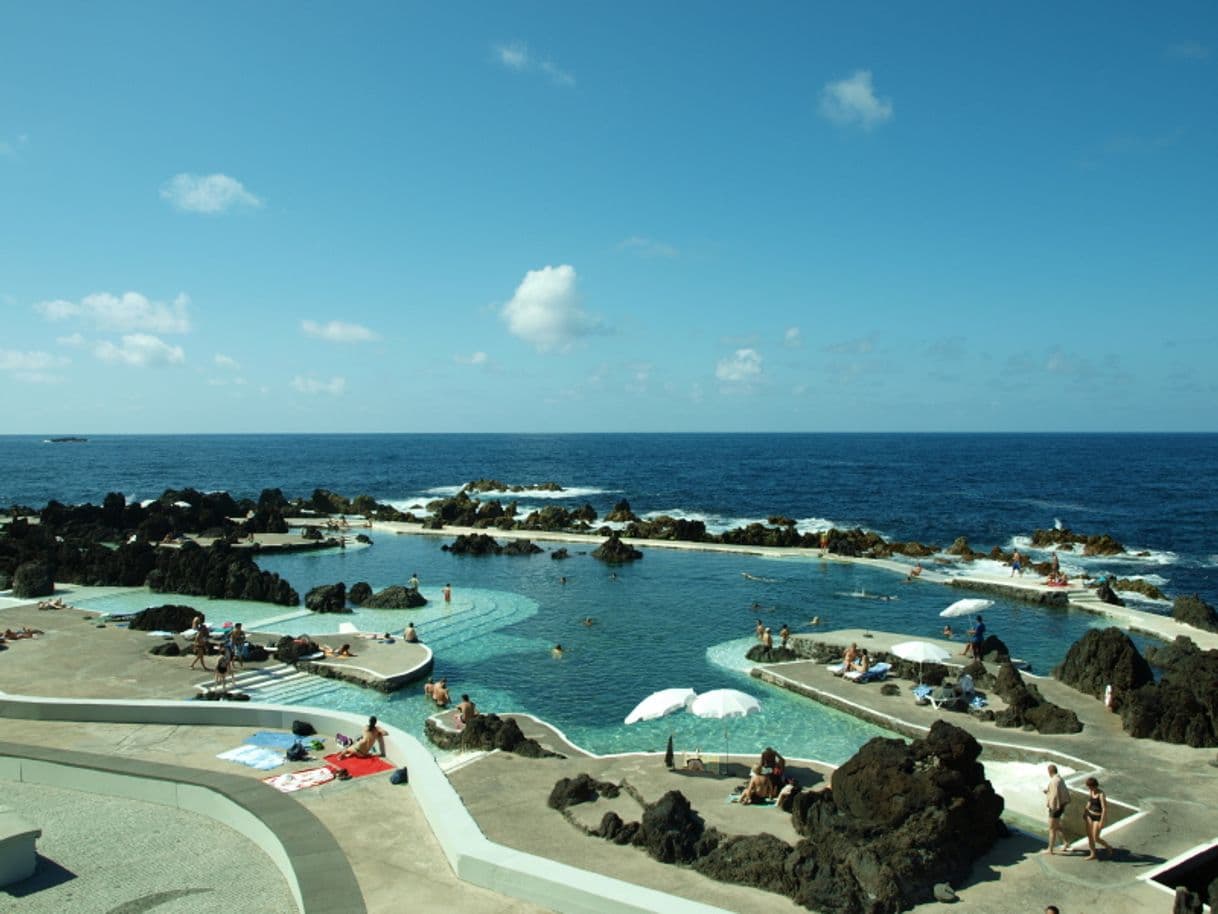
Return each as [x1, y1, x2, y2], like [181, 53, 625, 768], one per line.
[3, 433, 1216, 762]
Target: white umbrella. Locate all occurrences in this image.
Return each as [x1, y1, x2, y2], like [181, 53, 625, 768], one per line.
[689, 689, 762, 770]
[940, 597, 993, 618]
[890, 640, 952, 683]
[624, 688, 698, 725]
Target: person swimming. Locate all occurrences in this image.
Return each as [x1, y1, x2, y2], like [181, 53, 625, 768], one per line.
[552, 644, 564, 658]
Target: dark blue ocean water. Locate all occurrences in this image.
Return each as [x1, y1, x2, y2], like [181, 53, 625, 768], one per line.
[3, 433, 1216, 761]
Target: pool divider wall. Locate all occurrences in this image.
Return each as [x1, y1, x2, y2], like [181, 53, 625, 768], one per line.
[0, 692, 732, 914]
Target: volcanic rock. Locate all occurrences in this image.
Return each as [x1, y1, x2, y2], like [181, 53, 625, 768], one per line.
[550, 548, 570, 560]
[11, 561, 53, 599]
[1095, 580, 1125, 606]
[547, 773, 621, 810]
[145, 541, 298, 605]
[592, 533, 643, 563]
[502, 539, 543, 556]
[305, 582, 349, 613]
[149, 641, 181, 656]
[693, 833, 790, 895]
[637, 790, 707, 864]
[993, 662, 1082, 733]
[348, 582, 372, 605]
[1173, 594, 1218, 633]
[604, 499, 639, 523]
[361, 585, 427, 609]
[745, 645, 800, 663]
[442, 533, 503, 556]
[1055, 627, 1154, 702]
[456, 713, 559, 758]
[129, 604, 200, 632]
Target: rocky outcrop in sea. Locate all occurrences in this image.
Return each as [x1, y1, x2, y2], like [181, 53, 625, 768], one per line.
[360, 585, 426, 609]
[592, 533, 643, 563]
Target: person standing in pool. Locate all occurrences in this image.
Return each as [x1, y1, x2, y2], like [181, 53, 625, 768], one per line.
[443, 583, 452, 602]
[964, 615, 986, 658]
[409, 572, 420, 590]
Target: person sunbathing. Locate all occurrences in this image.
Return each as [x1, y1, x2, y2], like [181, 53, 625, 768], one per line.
[4, 627, 42, 639]
[842, 642, 859, 669]
[322, 643, 354, 658]
[852, 650, 871, 673]
[738, 765, 778, 805]
[336, 716, 386, 759]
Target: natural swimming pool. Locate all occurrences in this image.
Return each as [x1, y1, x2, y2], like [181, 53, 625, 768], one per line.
[72, 532, 1156, 765]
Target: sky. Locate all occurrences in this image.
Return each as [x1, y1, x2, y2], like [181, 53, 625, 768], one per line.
[1, 2, 1216, 433]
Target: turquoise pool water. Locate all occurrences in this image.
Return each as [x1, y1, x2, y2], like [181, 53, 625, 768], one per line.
[71, 533, 1157, 764]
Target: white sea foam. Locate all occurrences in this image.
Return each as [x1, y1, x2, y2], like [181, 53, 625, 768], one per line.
[1009, 535, 1178, 568]
[420, 482, 613, 501]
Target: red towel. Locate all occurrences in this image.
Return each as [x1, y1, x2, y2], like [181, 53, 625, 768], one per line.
[323, 752, 393, 779]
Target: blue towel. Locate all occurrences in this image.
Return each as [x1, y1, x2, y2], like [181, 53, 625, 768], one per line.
[243, 731, 301, 750]
[913, 684, 933, 699]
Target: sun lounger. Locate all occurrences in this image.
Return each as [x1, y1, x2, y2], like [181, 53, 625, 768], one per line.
[826, 663, 846, 676]
[843, 662, 891, 684]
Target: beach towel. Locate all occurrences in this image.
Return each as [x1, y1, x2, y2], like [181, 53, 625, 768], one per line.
[217, 745, 284, 770]
[323, 753, 394, 779]
[244, 731, 303, 750]
[262, 766, 336, 793]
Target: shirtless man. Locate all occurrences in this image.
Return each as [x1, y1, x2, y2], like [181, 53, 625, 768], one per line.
[337, 716, 386, 759]
[423, 677, 435, 699]
[754, 618, 765, 641]
[778, 624, 790, 649]
[762, 627, 773, 650]
[443, 583, 452, 602]
[842, 642, 859, 670]
[457, 693, 477, 725]
[404, 622, 419, 643]
[432, 678, 451, 707]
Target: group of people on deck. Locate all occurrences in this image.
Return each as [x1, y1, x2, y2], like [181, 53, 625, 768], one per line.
[840, 642, 873, 675]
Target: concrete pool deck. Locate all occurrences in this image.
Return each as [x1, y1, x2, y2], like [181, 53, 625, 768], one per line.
[3, 551, 1218, 912]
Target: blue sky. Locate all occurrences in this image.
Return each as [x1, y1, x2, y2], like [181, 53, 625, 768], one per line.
[2, 2, 1215, 433]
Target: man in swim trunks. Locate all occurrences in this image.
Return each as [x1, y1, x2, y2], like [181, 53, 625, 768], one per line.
[778, 624, 790, 649]
[404, 622, 419, 642]
[457, 693, 477, 725]
[432, 678, 450, 707]
[1011, 550, 1023, 577]
[1043, 764, 1070, 854]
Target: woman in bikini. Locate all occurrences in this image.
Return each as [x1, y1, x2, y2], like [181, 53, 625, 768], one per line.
[1082, 776, 1114, 860]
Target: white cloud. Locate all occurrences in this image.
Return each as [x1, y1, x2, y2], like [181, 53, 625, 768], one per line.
[784, 326, 802, 348]
[94, 333, 185, 367]
[494, 41, 575, 86]
[0, 349, 69, 383]
[455, 351, 489, 366]
[540, 60, 576, 87]
[301, 319, 379, 343]
[617, 236, 678, 258]
[502, 264, 601, 352]
[36, 291, 191, 334]
[291, 375, 346, 395]
[57, 332, 87, 348]
[160, 173, 262, 213]
[716, 348, 763, 383]
[214, 353, 240, 370]
[819, 70, 893, 130]
[496, 42, 529, 70]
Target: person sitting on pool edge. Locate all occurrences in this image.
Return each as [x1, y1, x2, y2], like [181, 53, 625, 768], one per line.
[457, 693, 477, 726]
[337, 716, 386, 759]
[404, 622, 419, 643]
